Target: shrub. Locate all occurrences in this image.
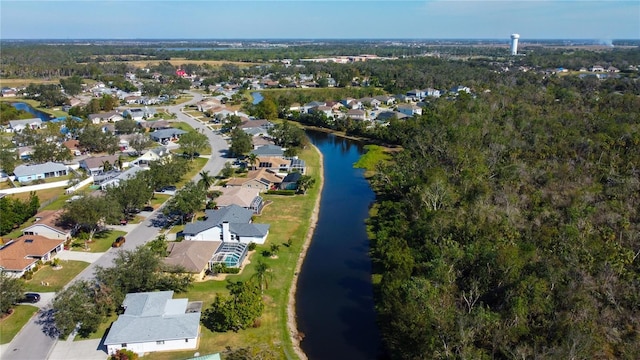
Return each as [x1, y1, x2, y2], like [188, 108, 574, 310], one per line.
[265, 190, 296, 196]
[110, 349, 139, 360]
[247, 242, 257, 251]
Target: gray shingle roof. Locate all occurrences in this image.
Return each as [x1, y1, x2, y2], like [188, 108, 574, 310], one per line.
[183, 204, 253, 235]
[104, 291, 200, 345]
[149, 128, 187, 141]
[229, 223, 270, 237]
[251, 145, 284, 157]
[13, 162, 67, 177]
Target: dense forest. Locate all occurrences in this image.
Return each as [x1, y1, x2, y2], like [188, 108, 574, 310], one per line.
[366, 77, 640, 358]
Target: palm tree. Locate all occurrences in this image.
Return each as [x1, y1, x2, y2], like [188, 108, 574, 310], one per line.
[296, 175, 316, 194]
[198, 170, 214, 190]
[246, 153, 258, 170]
[251, 260, 273, 293]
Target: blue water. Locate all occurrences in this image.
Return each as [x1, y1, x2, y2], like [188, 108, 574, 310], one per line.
[11, 102, 54, 122]
[296, 131, 382, 360]
[251, 92, 263, 105]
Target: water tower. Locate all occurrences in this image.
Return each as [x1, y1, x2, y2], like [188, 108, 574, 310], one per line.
[510, 33, 520, 55]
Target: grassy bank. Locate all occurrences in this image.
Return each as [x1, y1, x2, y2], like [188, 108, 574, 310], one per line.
[144, 144, 321, 360]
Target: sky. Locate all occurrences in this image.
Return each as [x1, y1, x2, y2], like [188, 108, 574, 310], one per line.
[1, 1, 639, 40]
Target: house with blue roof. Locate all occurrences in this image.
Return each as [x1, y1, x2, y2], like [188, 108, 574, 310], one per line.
[182, 204, 270, 244]
[104, 291, 201, 356]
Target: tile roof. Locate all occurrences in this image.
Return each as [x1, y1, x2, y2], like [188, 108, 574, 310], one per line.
[80, 155, 119, 170]
[215, 187, 261, 208]
[0, 235, 64, 271]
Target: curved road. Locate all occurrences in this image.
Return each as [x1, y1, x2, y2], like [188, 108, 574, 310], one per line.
[1, 91, 230, 360]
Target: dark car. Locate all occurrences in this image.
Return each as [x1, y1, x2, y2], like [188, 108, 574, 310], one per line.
[23, 293, 41, 303]
[162, 186, 177, 192]
[112, 236, 126, 248]
[142, 206, 154, 212]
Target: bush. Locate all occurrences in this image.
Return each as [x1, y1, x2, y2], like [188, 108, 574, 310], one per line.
[247, 242, 257, 251]
[265, 190, 296, 196]
[110, 349, 139, 360]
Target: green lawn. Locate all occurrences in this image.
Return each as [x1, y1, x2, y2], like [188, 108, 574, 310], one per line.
[23, 260, 90, 292]
[143, 144, 322, 360]
[149, 194, 171, 207]
[177, 157, 209, 187]
[69, 229, 126, 253]
[171, 122, 195, 132]
[74, 313, 118, 341]
[0, 305, 38, 345]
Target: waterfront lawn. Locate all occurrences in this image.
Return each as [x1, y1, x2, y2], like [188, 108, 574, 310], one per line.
[143, 144, 321, 360]
[0, 305, 39, 345]
[23, 260, 90, 292]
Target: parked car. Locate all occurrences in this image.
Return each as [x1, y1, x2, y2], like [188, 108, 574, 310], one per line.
[23, 293, 41, 303]
[120, 219, 128, 225]
[162, 186, 177, 192]
[142, 206, 154, 212]
[112, 236, 126, 248]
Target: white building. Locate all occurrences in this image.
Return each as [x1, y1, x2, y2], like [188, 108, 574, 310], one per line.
[104, 291, 201, 356]
[182, 204, 270, 244]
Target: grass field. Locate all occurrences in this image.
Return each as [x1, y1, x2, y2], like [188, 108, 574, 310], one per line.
[0, 305, 39, 345]
[23, 260, 90, 292]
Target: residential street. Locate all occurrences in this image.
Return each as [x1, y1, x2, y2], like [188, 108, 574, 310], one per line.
[0, 91, 230, 360]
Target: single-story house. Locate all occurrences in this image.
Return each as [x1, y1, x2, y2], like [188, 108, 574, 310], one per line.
[149, 129, 188, 143]
[131, 146, 170, 167]
[140, 120, 171, 131]
[375, 111, 408, 122]
[182, 204, 270, 244]
[250, 144, 284, 158]
[214, 187, 264, 214]
[8, 118, 43, 133]
[104, 291, 201, 356]
[13, 162, 68, 184]
[397, 104, 423, 117]
[373, 95, 395, 106]
[279, 172, 302, 190]
[100, 166, 148, 190]
[123, 108, 156, 121]
[62, 140, 82, 156]
[17, 146, 34, 160]
[79, 155, 120, 176]
[22, 210, 72, 241]
[88, 111, 123, 124]
[346, 109, 367, 121]
[0, 235, 65, 278]
[225, 168, 283, 192]
[164, 241, 221, 279]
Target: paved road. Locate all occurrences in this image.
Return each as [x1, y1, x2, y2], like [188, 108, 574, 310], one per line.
[1, 91, 230, 360]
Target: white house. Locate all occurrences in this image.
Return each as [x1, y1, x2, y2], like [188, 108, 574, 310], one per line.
[8, 118, 43, 133]
[104, 291, 201, 356]
[22, 210, 72, 241]
[100, 166, 148, 190]
[182, 204, 270, 244]
[397, 104, 423, 117]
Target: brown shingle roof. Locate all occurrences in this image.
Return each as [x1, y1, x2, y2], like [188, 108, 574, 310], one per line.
[0, 235, 64, 271]
[226, 169, 282, 187]
[24, 210, 69, 235]
[164, 241, 221, 273]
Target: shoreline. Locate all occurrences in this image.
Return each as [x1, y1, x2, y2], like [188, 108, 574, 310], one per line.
[286, 142, 324, 360]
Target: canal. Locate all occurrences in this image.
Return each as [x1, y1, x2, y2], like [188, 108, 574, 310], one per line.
[296, 130, 383, 360]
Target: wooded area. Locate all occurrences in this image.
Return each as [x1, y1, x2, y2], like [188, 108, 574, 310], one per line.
[366, 78, 639, 358]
